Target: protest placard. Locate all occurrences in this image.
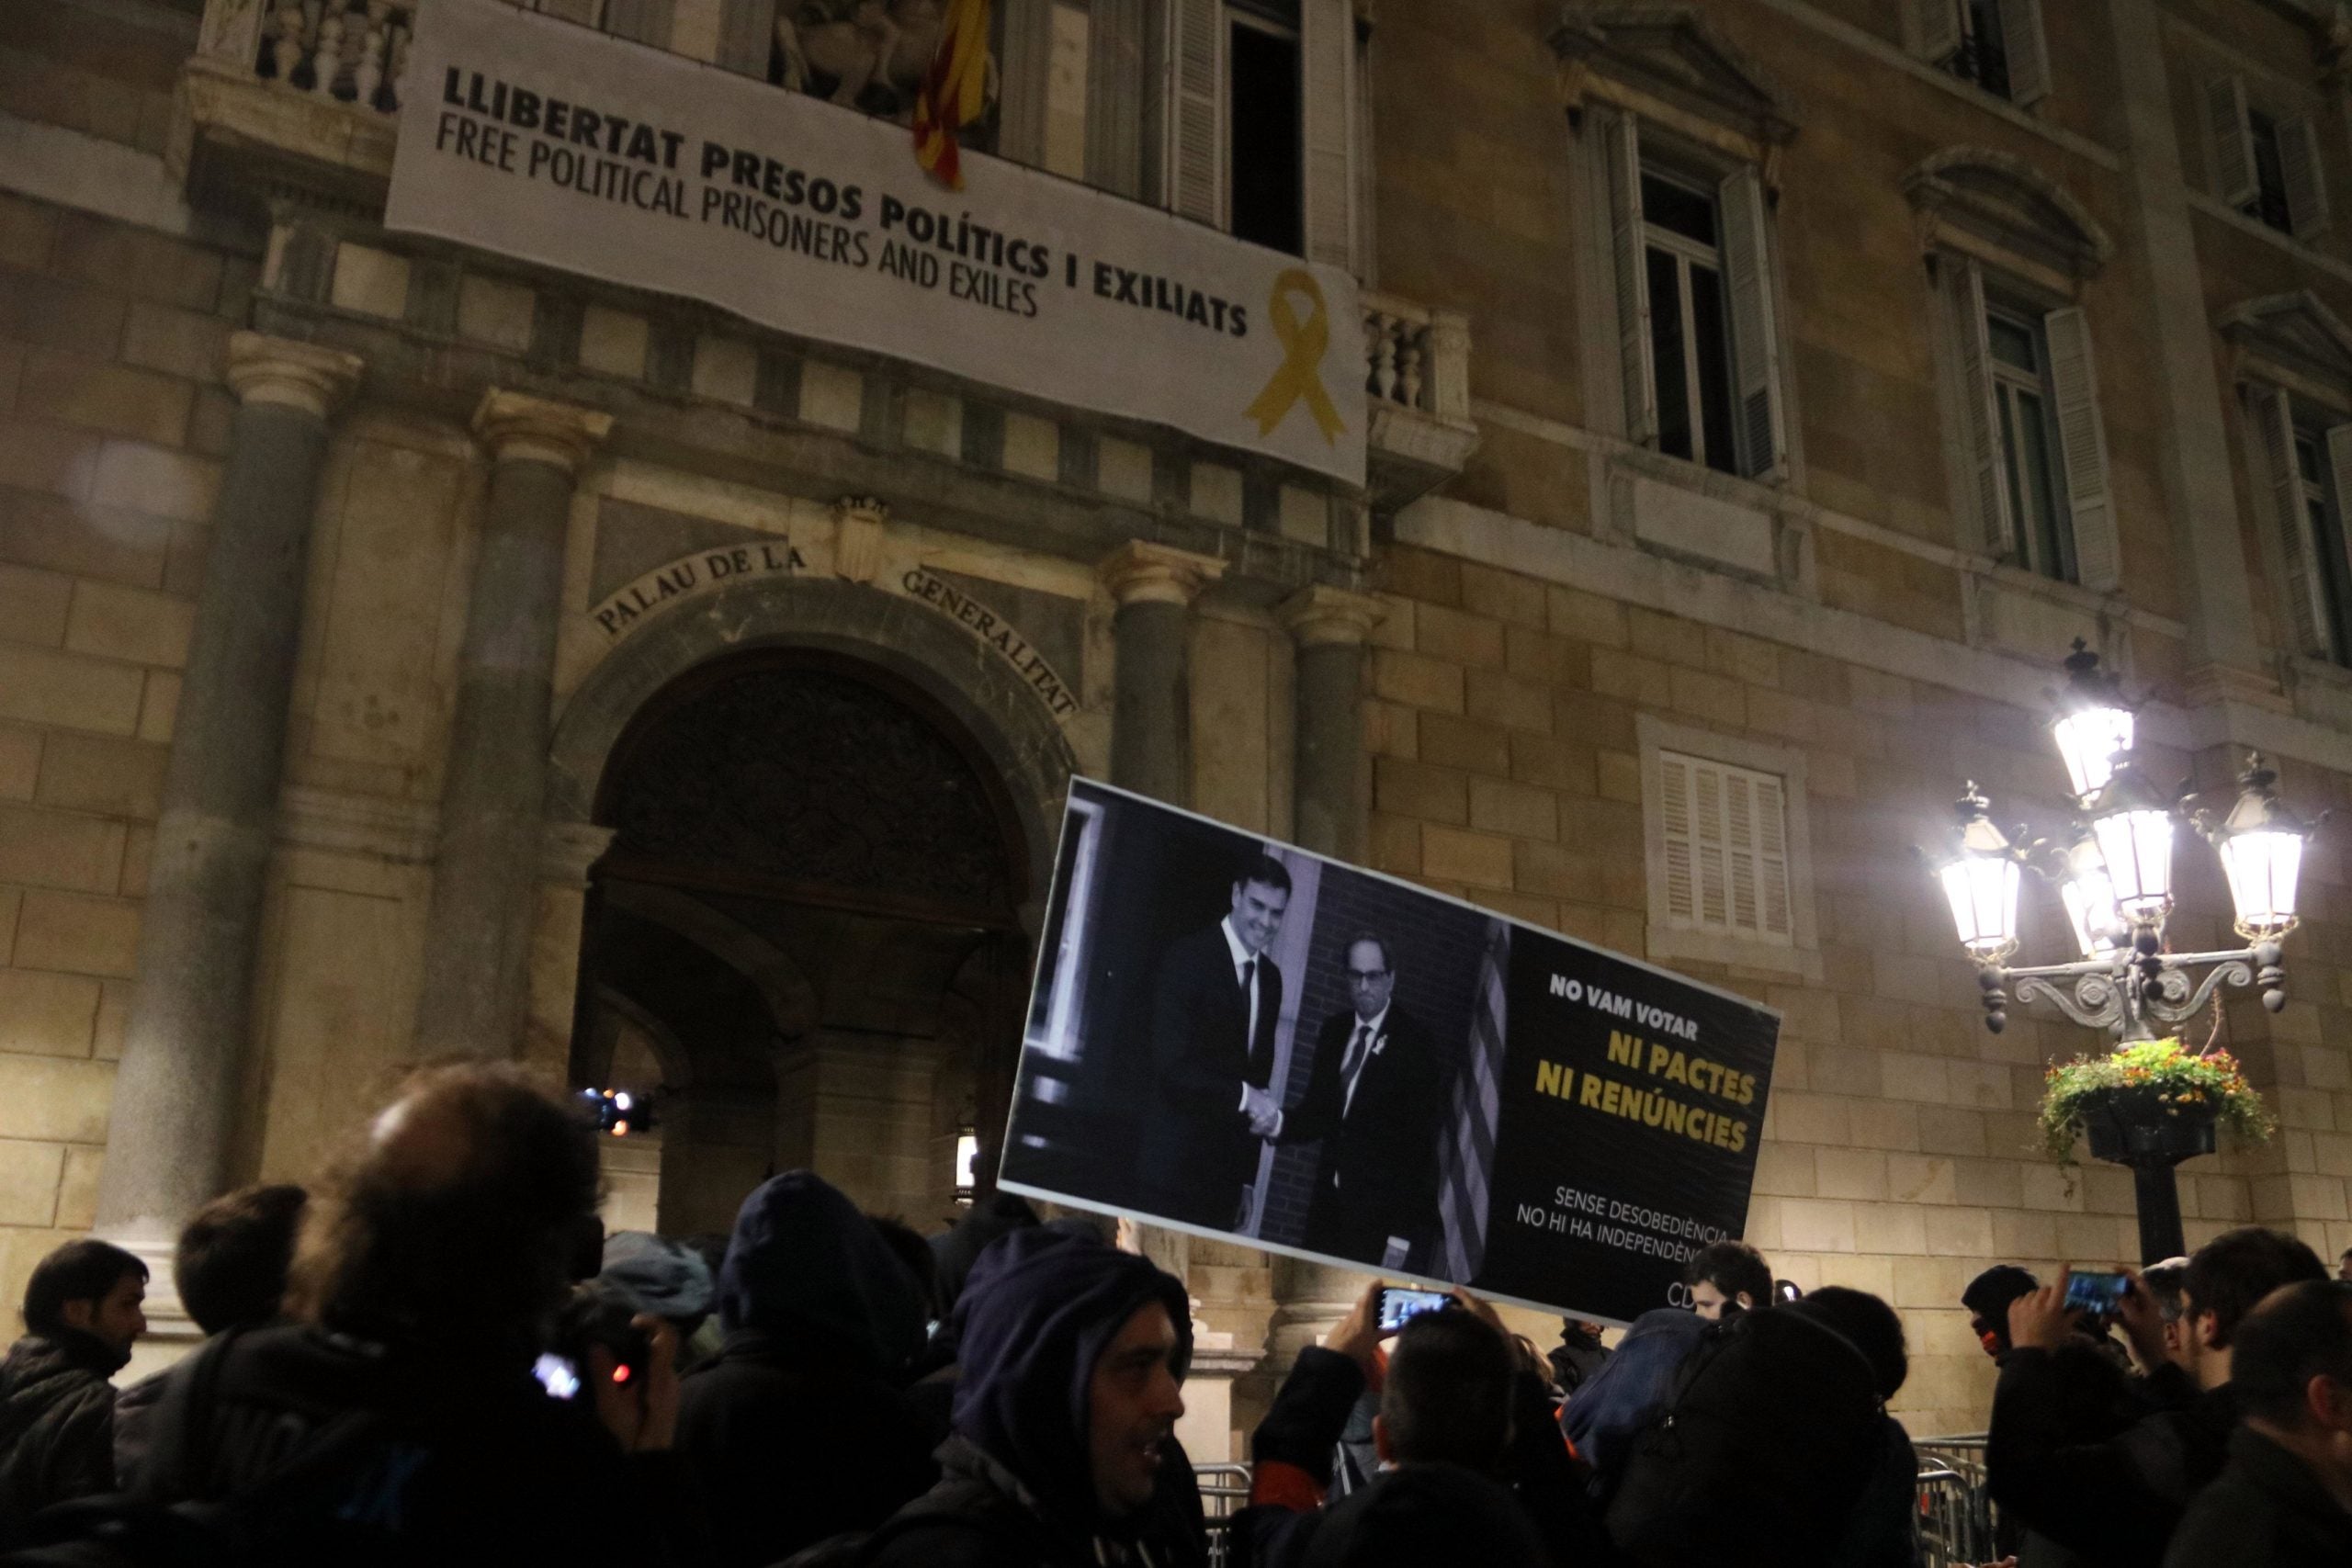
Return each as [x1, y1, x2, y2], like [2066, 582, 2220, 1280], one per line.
[1001, 779, 1782, 1325]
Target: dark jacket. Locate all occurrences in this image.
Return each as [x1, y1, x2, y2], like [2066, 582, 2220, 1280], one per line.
[131, 1321, 696, 1565]
[1825, 1416, 1921, 1568]
[1272, 1004, 1442, 1268]
[1138, 923, 1283, 1230]
[1235, 1343, 1610, 1568]
[866, 1229, 1203, 1568]
[2162, 1425, 2352, 1567]
[1987, 1348, 2238, 1567]
[1558, 1307, 1706, 1494]
[0, 1332, 124, 1543]
[677, 1171, 937, 1568]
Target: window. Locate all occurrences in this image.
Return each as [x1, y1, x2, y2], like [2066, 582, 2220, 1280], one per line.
[1161, 0, 1355, 264]
[1912, 0, 2050, 107]
[1939, 255, 2120, 591]
[1227, 0, 1303, 254]
[1606, 116, 1787, 482]
[1638, 717, 1820, 979]
[1042, 1, 1091, 180]
[2254, 389, 2352, 666]
[1984, 306, 2073, 582]
[2209, 77, 2329, 240]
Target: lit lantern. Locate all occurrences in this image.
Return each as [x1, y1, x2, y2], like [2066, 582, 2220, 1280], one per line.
[2050, 639, 2134, 801]
[2058, 836, 2125, 959]
[2088, 760, 2177, 922]
[2204, 754, 2314, 940]
[1937, 785, 2022, 960]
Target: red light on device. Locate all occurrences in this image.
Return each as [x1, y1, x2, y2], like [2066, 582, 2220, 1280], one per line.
[612, 1364, 631, 1384]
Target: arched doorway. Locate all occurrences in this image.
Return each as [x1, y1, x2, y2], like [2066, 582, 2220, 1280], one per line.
[571, 648, 1035, 1237]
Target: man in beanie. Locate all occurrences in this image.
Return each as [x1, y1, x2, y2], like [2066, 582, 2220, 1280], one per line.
[1962, 1266, 2039, 1363]
[864, 1226, 1204, 1567]
[599, 1231, 717, 1374]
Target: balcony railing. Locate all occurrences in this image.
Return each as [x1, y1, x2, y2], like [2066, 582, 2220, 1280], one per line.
[184, 0, 1477, 504]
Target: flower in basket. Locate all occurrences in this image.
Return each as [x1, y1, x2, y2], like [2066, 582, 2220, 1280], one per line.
[2037, 1038, 2276, 1168]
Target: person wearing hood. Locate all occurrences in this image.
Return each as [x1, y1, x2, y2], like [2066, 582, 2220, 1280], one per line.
[0, 1239, 146, 1544]
[861, 1226, 1204, 1568]
[676, 1170, 941, 1568]
[599, 1231, 717, 1375]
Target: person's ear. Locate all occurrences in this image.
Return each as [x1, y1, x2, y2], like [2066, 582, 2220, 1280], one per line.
[57, 1299, 95, 1334]
[1372, 1413, 1394, 1464]
[1735, 1292, 1756, 1312]
[2310, 1372, 2352, 1434]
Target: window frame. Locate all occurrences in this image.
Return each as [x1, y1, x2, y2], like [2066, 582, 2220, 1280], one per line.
[2208, 73, 2330, 241]
[1639, 164, 1740, 476]
[1637, 715, 1820, 982]
[1983, 299, 2076, 583]
[1909, 0, 2050, 107]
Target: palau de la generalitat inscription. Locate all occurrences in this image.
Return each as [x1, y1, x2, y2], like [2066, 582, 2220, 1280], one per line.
[586, 547, 1079, 722]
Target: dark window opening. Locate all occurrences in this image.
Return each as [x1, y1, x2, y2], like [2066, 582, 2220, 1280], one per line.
[2246, 110, 2294, 234]
[1689, 265, 1737, 477]
[1228, 21, 1303, 254]
[1647, 247, 1691, 462]
[1944, 0, 2011, 99]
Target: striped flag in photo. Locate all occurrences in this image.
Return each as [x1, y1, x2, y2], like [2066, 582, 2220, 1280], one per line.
[1437, 920, 1510, 1281]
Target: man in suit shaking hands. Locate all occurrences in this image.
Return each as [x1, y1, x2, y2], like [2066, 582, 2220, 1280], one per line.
[1136, 855, 1292, 1231]
[1265, 933, 1442, 1269]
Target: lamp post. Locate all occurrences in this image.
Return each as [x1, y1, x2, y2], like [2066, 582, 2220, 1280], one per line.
[1923, 643, 2315, 1262]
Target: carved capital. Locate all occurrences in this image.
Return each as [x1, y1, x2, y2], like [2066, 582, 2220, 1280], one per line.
[832, 495, 889, 585]
[1098, 541, 1225, 609]
[1276, 583, 1385, 649]
[539, 820, 617, 888]
[472, 389, 613, 474]
[224, 332, 362, 420]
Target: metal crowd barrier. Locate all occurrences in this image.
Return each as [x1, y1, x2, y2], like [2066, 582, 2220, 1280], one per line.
[1194, 1462, 1251, 1568]
[1914, 1435, 1997, 1568]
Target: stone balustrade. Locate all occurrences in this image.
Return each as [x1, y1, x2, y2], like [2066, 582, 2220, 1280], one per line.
[243, 0, 416, 113]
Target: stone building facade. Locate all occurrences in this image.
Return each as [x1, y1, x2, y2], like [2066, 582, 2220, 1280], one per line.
[6, 0, 2352, 1445]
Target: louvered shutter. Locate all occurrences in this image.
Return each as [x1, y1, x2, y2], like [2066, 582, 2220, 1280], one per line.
[1659, 752, 1697, 925]
[2324, 423, 2352, 659]
[2044, 307, 2120, 592]
[1605, 112, 1657, 446]
[715, 0, 775, 75]
[1908, 0, 1962, 59]
[2282, 115, 2330, 237]
[1166, 0, 1225, 226]
[2261, 390, 2330, 656]
[1946, 258, 2016, 558]
[602, 0, 671, 46]
[1719, 164, 1787, 482]
[1998, 0, 2050, 107]
[1662, 751, 1793, 943]
[1300, 0, 1356, 268]
[2209, 76, 2258, 207]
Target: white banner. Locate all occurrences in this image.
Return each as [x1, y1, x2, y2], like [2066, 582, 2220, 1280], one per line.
[388, 0, 1366, 487]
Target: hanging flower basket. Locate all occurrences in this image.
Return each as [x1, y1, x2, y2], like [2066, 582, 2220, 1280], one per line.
[2038, 1039, 2274, 1169]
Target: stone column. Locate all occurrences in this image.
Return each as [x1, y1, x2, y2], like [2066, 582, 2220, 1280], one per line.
[1278, 584, 1385, 861]
[94, 333, 362, 1323]
[413, 391, 611, 1059]
[1099, 542, 1225, 804]
[2104, 0, 2267, 702]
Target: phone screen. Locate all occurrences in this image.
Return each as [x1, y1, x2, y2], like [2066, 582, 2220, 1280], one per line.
[1376, 1287, 1452, 1332]
[533, 1351, 582, 1400]
[2063, 1269, 2130, 1316]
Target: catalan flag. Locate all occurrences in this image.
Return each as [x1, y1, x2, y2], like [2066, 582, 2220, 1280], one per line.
[913, 0, 991, 190]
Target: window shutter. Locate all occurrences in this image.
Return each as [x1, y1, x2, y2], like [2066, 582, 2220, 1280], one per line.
[1300, 0, 1356, 269]
[714, 0, 774, 75]
[1718, 165, 1787, 482]
[2043, 306, 2120, 592]
[997, 0, 1055, 167]
[1997, 0, 2051, 107]
[2324, 423, 2352, 657]
[1755, 773, 1792, 940]
[601, 0, 671, 46]
[1605, 112, 1657, 446]
[1165, 0, 1225, 226]
[1087, 0, 1148, 199]
[2208, 76, 2258, 207]
[1908, 0, 1962, 60]
[1945, 257, 2016, 559]
[1692, 762, 1728, 930]
[2282, 115, 2330, 238]
[1658, 752, 1697, 925]
[2261, 390, 2330, 656]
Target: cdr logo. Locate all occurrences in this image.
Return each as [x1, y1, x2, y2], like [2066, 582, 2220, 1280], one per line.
[1665, 1280, 1695, 1308]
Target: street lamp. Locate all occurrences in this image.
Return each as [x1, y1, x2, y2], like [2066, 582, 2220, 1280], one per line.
[1922, 645, 2317, 1260]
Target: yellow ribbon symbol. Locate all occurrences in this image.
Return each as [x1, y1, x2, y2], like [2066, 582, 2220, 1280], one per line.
[1245, 269, 1346, 445]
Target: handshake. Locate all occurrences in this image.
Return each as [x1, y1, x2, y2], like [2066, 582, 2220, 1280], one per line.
[1242, 1084, 1283, 1140]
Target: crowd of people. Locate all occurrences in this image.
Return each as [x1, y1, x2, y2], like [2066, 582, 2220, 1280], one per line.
[0, 1062, 2344, 1565]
